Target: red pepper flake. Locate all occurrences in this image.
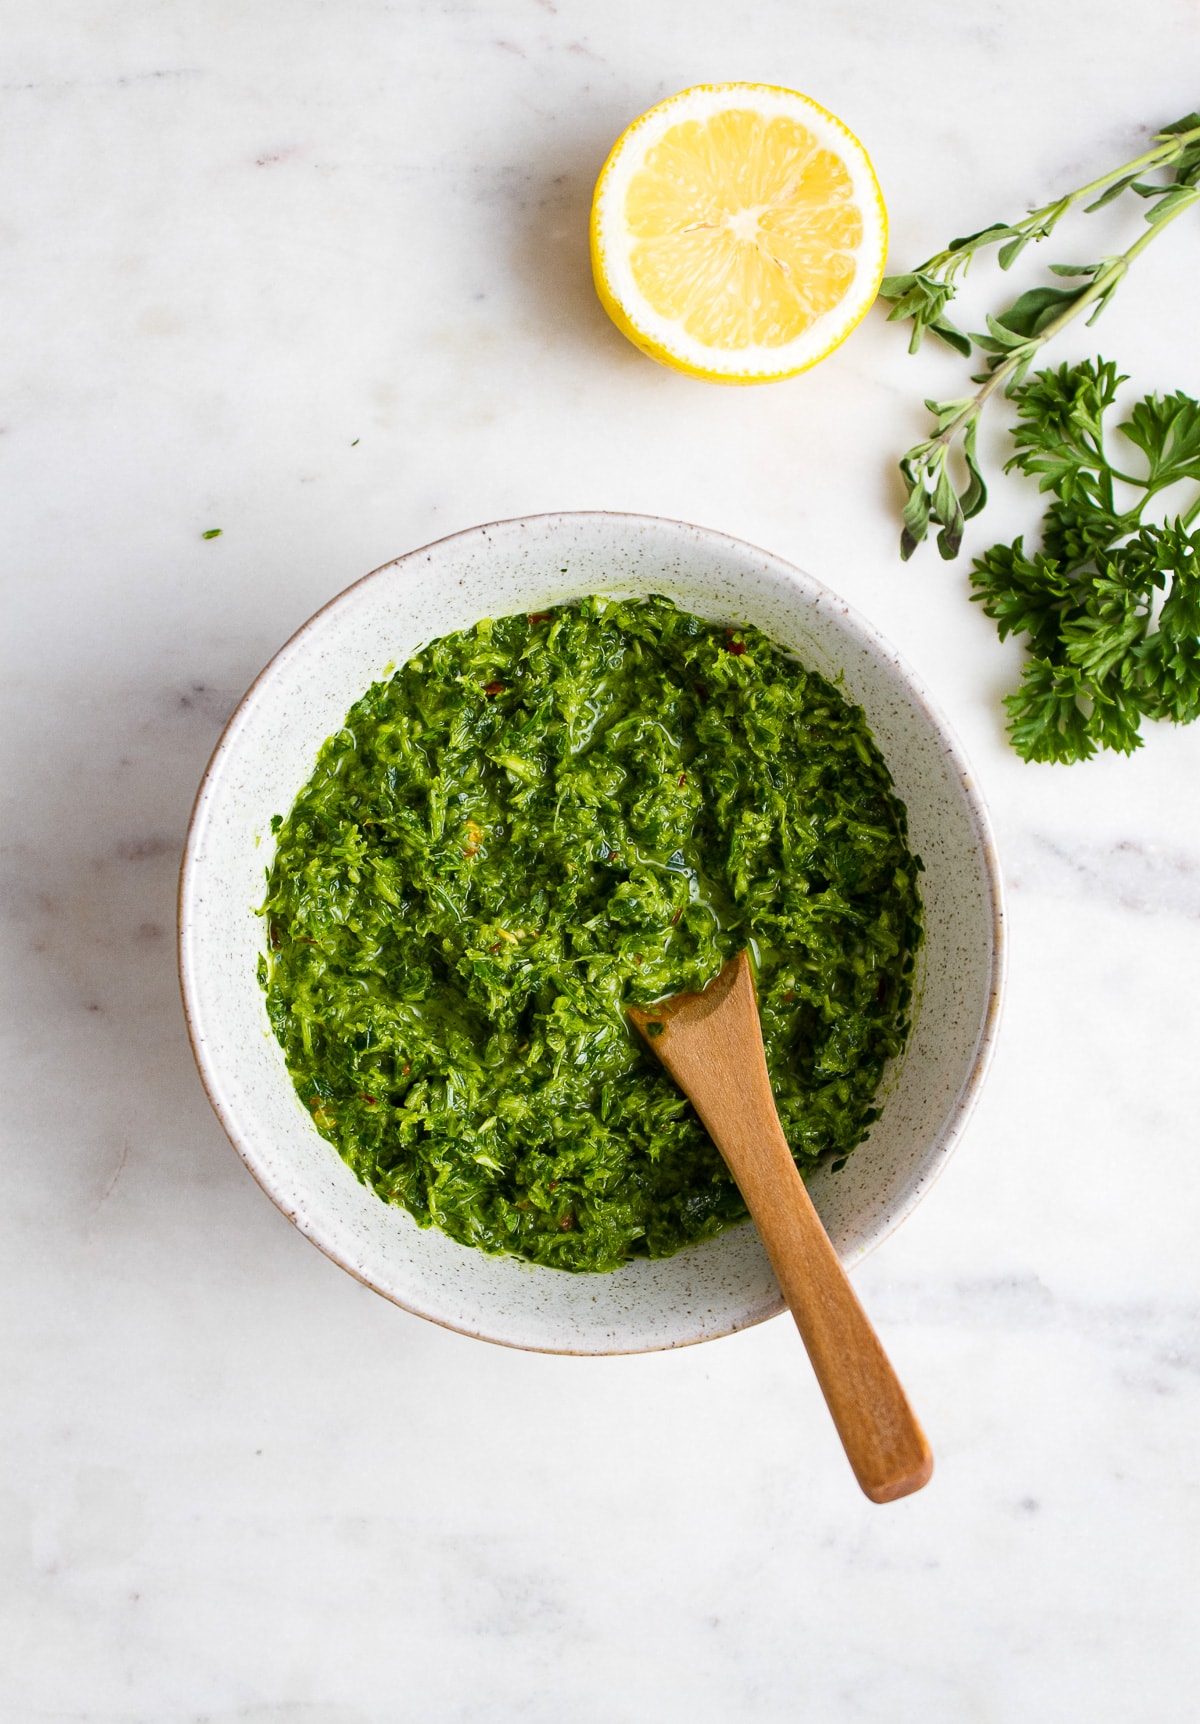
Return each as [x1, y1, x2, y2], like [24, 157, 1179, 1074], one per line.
[633, 954, 643, 964]
[483, 681, 505, 696]
[558, 1214, 574, 1231]
[548, 1180, 558, 1192]
[671, 909, 682, 926]
[527, 612, 551, 625]
[359, 1093, 377, 1105]
[269, 921, 281, 950]
[727, 639, 747, 655]
[401, 1062, 411, 1075]
[678, 773, 687, 786]
[782, 990, 794, 1003]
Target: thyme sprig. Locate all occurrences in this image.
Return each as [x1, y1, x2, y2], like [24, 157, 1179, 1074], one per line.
[882, 113, 1200, 559]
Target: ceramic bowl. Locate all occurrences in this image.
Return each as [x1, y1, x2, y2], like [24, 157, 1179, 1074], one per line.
[179, 512, 1004, 1353]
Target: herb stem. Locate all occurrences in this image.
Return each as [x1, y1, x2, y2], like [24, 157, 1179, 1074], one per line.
[903, 186, 1200, 558]
[903, 120, 1200, 286]
[1035, 120, 1200, 215]
[944, 194, 1194, 442]
[892, 110, 1200, 557]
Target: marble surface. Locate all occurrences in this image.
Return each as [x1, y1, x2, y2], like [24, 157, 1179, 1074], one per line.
[3, 2, 1198, 1718]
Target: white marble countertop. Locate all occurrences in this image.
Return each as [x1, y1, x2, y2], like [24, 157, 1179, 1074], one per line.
[4, 3, 1199, 1719]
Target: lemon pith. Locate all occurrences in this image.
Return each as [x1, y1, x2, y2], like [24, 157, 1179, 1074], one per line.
[590, 84, 887, 384]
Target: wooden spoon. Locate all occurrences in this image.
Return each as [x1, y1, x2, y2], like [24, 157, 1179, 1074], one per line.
[628, 951, 932, 1503]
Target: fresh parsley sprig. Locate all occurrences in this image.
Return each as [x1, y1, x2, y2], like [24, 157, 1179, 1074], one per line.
[970, 358, 1200, 762]
[882, 113, 1200, 559]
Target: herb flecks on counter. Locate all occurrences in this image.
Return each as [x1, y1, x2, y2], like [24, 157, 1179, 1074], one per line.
[971, 358, 1200, 762]
[880, 113, 1200, 558]
[261, 598, 922, 1272]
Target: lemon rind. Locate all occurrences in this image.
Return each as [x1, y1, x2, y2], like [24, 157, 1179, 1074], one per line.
[590, 82, 887, 385]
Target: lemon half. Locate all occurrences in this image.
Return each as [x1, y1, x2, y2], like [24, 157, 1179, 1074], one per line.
[590, 83, 887, 384]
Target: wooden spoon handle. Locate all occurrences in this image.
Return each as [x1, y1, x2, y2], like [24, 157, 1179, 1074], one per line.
[630, 952, 931, 1503]
[728, 1123, 932, 1504]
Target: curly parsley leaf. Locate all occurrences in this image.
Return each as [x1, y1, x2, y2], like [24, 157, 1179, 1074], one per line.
[969, 360, 1200, 761]
[1130, 524, 1200, 722]
[1119, 392, 1200, 489]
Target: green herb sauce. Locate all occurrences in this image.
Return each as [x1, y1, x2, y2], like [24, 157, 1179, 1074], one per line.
[262, 597, 922, 1272]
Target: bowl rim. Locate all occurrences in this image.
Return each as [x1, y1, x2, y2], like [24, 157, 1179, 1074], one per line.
[178, 509, 1007, 1351]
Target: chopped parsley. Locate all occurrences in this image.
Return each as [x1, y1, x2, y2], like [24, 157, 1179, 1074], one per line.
[261, 597, 922, 1272]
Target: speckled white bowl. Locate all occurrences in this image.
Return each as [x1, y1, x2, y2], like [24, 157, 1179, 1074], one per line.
[179, 512, 1004, 1353]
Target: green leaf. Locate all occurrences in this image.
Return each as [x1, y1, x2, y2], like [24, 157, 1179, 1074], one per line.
[980, 311, 1032, 348]
[1060, 557, 1154, 684]
[1004, 359, 1125, 513]
[947, 221, 1014, 252]
[1082, 682, 1145, 755]
[1144, 183, 1200, 225]
[883, 282, 938, 321]
[1119, 390, 1200, 488]
[923, 397, 974, 435]
[973, 323, 1032, 364]
[1084, 281, 1121, 326]
[1002, 650, 1145, 762]
[996, 283, 1088, 339]
[1159, 114, 1200, 187]
[936, 519, 964, 560]
[878, 273, 917, 300]
[880, 271, 961, 350]
[960, 419, 988, 520]
[900, 466, 933, 550]
[1127, 524, 1200, 721]
[1040, 500, 1125, 568]
[1155, 112, 1200, 139]
[933, 462, 960, 526]
[928, 319, 973, 357]
[969, 537, 1071, 653]
[1004, 658, 1096, 763]
[1083, 174, 1139, 213]
[901, 484, 931, 542]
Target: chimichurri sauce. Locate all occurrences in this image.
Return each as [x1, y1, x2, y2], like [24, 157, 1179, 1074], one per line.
[261, 597, 922, 1272]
